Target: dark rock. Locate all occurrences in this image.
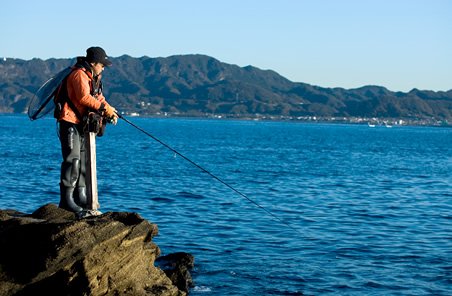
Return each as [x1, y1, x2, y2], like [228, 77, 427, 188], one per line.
[156, 253, 195, 293]
[157, 252, 195, 269]
[0, 204, 192, 296]
[0, 210, 10, 221]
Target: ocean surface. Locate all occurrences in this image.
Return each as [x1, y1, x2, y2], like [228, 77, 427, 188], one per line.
[0, 114, 451, 295]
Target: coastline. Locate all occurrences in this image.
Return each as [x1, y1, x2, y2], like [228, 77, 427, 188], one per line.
[2, 111, 450, 127]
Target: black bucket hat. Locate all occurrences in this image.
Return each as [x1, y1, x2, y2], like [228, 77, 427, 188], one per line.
[86, 46, 112, 67]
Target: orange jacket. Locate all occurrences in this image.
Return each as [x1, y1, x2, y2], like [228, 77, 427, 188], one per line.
[58, 65, 110, 124]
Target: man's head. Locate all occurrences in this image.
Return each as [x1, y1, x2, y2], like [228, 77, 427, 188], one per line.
[86, 46, 112, 75]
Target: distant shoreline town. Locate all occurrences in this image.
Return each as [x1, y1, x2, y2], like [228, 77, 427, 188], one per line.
[117, 111, 449, 127]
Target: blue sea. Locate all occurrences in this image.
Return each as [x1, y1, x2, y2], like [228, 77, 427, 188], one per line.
[1, 114, 451, 295]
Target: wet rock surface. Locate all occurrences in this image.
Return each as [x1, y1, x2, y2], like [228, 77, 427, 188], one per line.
[0, 204, 194, 296]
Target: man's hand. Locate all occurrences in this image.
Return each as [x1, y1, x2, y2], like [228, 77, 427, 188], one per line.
[105, 105, 116, 117]
[105, 105, 119, 125]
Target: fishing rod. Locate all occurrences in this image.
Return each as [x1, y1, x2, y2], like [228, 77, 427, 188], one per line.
[116, 113, 314, 241]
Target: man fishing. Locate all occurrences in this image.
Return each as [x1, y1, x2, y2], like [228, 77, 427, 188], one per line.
[57, 47, 118, 214]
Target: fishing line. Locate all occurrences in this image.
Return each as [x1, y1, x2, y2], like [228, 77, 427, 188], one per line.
[117, 113, 316, 242]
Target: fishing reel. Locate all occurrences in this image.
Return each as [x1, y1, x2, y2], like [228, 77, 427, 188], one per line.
[104, 115, 115, 124]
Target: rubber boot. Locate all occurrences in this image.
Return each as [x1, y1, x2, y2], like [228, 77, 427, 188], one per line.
[59, 183, 83, 213]
[75, 187, 88, 208]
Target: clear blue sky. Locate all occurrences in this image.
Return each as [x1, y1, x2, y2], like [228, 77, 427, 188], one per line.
[2, 0, 451, 92]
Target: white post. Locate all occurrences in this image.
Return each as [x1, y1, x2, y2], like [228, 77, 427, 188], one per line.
[85, 131, 98, 210]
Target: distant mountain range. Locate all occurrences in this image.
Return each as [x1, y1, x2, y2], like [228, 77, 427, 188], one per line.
[1, 54, 451, 123]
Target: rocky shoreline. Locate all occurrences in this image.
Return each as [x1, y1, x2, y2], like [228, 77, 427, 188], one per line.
[0, 204, 194, 296]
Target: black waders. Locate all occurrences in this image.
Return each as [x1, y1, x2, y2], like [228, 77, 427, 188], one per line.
[59, 121, 86, 213]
